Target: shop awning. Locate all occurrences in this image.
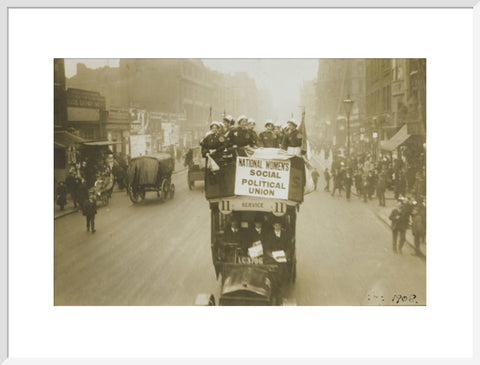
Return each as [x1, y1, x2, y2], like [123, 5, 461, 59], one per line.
[82, 140, 123, 146]
[54, 130, 86, 148]
[380, 124, 411, 151]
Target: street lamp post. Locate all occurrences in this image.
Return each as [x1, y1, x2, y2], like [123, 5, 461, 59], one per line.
[343, 95, 354, 159]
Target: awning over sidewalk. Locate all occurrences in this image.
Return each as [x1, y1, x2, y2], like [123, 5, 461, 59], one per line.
[54, 130, 86, 148]
[82, 140, 123, 146]
[380, 124, 411, 151]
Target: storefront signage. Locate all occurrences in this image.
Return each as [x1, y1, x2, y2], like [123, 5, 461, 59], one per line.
[67, 107, 100, 122]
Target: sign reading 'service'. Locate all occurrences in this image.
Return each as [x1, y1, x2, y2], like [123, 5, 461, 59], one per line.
[234, 157, 290, 199]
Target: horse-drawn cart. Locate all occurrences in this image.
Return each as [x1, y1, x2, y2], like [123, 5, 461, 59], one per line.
[126, 153, 175, 203]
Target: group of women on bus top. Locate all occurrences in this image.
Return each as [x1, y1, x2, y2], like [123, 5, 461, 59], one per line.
[200, 115, 304, 160]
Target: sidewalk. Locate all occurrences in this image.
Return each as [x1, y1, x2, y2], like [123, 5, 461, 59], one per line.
[54, 198, 80, 220]
[54, 165, 187, 220]
[310, 152, 426, 259]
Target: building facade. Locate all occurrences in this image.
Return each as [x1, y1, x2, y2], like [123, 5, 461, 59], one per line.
[365, 58, 426, 163]
[65, 88, 107, 141]
[316, 59, 367, 151]
[67, 59, 263, 147]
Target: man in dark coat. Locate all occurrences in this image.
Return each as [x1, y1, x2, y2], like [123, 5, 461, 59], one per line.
[414, 171, 426, 201]
[389, 201, 410, 253]
[264, 219, 291, 261]
[258, 121, 279, 148]
[223, 215, 249, 251]
[411, 201, 426, 256]
[56, 181, 67, 210]
[376, 170, 387, 207]
[184, 148, 194, 168]
[82, 194, 97, 233]
[366, 170, 376, 199]
[247, 215, 269, 250]
[76, 178, 89, 210]
[331, 170, 342, 197]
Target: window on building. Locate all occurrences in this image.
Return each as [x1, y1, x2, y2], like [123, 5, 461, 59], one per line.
[82, 128, 95, 140]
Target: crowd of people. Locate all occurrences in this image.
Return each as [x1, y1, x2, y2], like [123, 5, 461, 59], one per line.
[55, 157, 116, 233]
[318, 146, 426, 257]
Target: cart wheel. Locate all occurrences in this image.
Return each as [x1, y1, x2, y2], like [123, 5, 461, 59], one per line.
[169, 184, 175, 199]
[159, 179, 168, 202]
[128, 185, 140, 203]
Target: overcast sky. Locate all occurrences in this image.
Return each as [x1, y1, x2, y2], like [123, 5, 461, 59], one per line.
[64, 58, 318, 116]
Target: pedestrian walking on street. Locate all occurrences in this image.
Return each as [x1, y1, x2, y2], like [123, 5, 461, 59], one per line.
[414, 171, 426, 202]
[411, 201, 426, 256]
[56, 181, 67, 211]
[77, 178, 89, 210]
[394, 170, 406, 199]
[354, 170, 363, 196]
[362, 173, 369, 202]
[344, 172, 353, 200]
[376, 170, 387, 207]
[367, 170, 376, 199]
[311, 168, 320, 191]
[389, 201, 410, 253]
[72, 176, 82, 208]
[65, 170, 76, 205]
[324, 147, 330, 161]
[324, 168, 331, 192]
[82, 193, 97, 233]
[331, 170, 342, 197]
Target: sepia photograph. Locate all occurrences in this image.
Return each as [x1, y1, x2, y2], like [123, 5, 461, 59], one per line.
[53, 58, 426, 306]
